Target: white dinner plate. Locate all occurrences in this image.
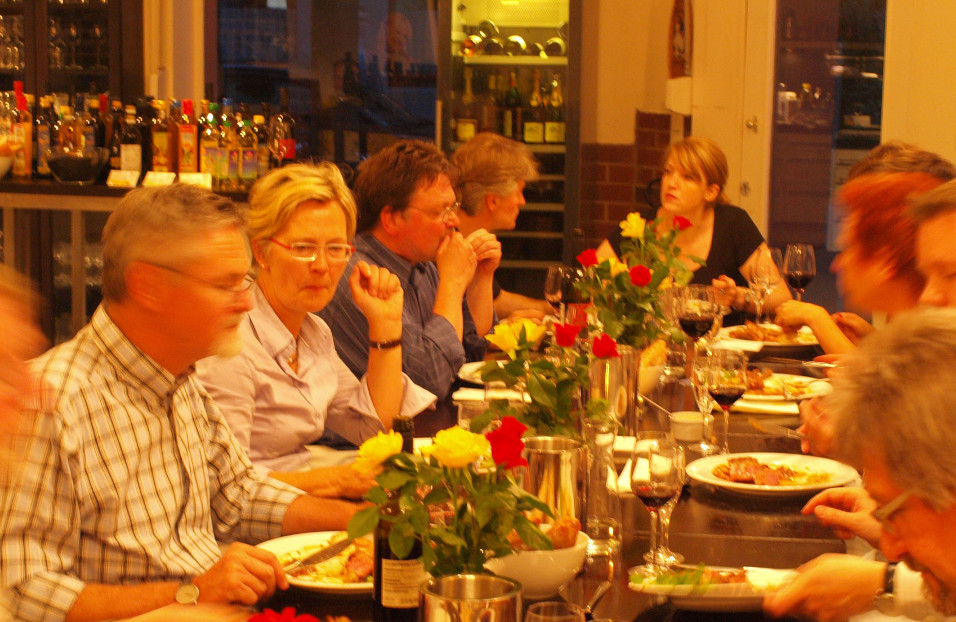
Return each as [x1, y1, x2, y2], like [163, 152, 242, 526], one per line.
[685, 452, 859, 497]
[256, 532, 373, 594]
[718, 324, 818, 347]
[743, 374, 831, 402]
[629, 566, 797, 611]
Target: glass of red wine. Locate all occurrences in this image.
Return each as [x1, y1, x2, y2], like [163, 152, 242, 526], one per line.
[703, 348, 748, 454]
[629, 431, 685, 576]
[676, 285, 719, 343]
[783, 243, 816, 301]
[544, 266, 567, 321]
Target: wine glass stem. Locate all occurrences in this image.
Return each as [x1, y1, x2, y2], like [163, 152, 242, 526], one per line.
[647, 509, 660, 568]
[795, 289, 803, 301]
[722, 407, 731, 453]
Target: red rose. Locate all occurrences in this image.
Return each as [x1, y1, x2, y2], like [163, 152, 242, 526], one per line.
[249, 607, 320, 622]
[577, 248, 599, 268]
[591, 333, 620, 358]
[486, 416, 528, 469]
[673, 215, 692, 231]
[553, 323, 582, 347]
[629, 264, 652, 286]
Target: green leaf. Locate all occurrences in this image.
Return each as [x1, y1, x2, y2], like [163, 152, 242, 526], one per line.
[365, 485, 388, 505]
[512, 515, 553, 551]
[347, 505, 381, 538]
[378, 469, 412, 490]
[389, 521, 417, 559]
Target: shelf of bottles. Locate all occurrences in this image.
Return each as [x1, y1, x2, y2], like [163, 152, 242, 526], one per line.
[446, 2, 571, 296]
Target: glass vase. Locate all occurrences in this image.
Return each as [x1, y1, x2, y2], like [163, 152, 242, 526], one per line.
[581, 417, 622, 558]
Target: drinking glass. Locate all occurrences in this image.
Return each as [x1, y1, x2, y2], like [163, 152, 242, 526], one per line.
[629, 431, 684, 575]
[643, 446, 686, 567]
[702, 348, 748, 454]
[749, 246, 782, 324]
[544, 265, 566, 321]
[525, 601, 584, 622]
[689, 347, 719, 456]
[65, 22, 81, 69]
[675, 285, 719, 344]
[783, 244, 816, 301]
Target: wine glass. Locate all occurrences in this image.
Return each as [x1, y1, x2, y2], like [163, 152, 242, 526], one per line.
[525, 601, 584, 622]
[629, 431, 685, 576]
[676, 285, 719, 344]
[749, 246, 782, 324]
[643, 444, 686, 568]
[783, 244, 816, 301]
[689, 347, 719, 457]
[91, 23, 108, 71]
[544, 265, 567, 321]
[65, 22, 81, 69]
[702, 348, 748, 454]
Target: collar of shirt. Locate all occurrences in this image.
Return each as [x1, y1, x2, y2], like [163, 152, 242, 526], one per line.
[245, 284, 321, 374]
[90, 306, 193, 402]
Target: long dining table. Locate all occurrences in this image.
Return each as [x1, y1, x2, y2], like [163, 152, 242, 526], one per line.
[122, 356, 851, 622]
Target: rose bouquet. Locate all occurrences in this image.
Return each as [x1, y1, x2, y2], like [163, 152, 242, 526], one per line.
[346, 419, 554, 577]
[575, 212, 699, 348]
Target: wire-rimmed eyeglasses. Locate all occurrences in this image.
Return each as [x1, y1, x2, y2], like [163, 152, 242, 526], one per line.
[871, 489, 913, 535]
[405, 201, 461, 225]
[268, 239, 355, 263]
[149, 263, 257, 298]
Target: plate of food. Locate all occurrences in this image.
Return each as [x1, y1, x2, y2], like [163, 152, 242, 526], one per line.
[719, 323, 818, 347]
[743, 370, 831, 402]
[257, 531, 374, 594]
[685, 453, 859, 496]
[629, 564, 797, 611]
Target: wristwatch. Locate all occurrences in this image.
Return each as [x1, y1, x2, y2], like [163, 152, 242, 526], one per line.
[175, 582, 200, 605]
[873, 562, 898, 614]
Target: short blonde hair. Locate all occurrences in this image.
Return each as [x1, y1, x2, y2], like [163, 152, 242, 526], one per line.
[452, 133, 539, 216]
[664, 137, 730, 205]
[247, 162, 358, 247]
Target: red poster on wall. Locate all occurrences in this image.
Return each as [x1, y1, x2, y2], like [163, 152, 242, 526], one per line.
[669, 0, 692, 78]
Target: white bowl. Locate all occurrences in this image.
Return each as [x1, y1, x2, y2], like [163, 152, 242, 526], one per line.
[484, 530, 588, 599]
[0, 155, 13, 179]
[669, 410, 704, 442]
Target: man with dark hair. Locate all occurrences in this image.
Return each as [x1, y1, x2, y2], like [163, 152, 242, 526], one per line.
[320, 140, 501, 435]
[0, 184, 365, 622]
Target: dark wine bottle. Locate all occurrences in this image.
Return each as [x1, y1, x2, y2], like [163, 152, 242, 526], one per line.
[373, 490, 425, 622]
[393, 416, 414, 453]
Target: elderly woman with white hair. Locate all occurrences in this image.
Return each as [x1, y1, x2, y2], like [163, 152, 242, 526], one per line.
[196, 162, 434, 498]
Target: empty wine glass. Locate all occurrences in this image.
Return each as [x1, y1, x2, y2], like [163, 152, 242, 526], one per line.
[48, 20, 66, 70]
[702, 348, 748, 454]
[65, 22, 81, 69]
[783, 243, 816, 301]
[91, 23, 108, 70]
[544, 265, 567, 321]
[689, 347, 719, 457]
[749, 246, 783, 324]
[630, 431, 685, 575]
[525, 601, 584, 622]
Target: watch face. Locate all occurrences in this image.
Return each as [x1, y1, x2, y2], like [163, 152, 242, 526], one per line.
[175, 583, 200, 605]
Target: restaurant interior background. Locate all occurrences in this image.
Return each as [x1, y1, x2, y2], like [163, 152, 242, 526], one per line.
[3, 0, 955, 342]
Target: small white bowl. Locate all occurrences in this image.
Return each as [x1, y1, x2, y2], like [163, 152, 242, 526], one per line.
[484, 530, 588, 599]
[669, 411, 704, 442]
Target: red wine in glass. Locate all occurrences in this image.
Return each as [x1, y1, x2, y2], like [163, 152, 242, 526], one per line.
[709, 386, 745, 409]
[785, 271, 814, 292]
[679, 313, 716, 341]
[635, 486, 681, 510]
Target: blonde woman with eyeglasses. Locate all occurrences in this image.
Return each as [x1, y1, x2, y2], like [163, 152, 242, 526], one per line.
[196, 163, 435, 498]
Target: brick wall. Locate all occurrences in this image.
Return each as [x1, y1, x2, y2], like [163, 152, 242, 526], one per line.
[577, 111, 679, 251]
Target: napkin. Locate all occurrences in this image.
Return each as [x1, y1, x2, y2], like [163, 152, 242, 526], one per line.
[451, 387, 529, 402]
[731, 399, 799, 415]
[714, 338, 763, 353]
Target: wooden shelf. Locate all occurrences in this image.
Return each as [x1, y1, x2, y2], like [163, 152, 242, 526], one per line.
[459, 55, 567, 67]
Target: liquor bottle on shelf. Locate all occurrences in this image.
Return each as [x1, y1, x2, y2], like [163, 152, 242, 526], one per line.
[454, 67, 478, 143]
[200, 101, 221, 187]
[11, 89, 32, 178]
[478, 70, 499, 134]
[34, 95, 54, 177]
[503, 69, 522, 141]
[99, 94, 114, 148]
[252, 114, 271, 178]
[523, 69, 545, 144]
[373, 489, 425, 622]
[544, 73, 566, 144]
[236, 118, 258, 191]
[86, 97, 106, 154]
[218, 111, 239, 192]
[54, 105, 78, 151]
[150, 100, 174, 173]
[270, 87, 296, 166]
[119, 105, 143, 180]
[176, 99, 199, 174]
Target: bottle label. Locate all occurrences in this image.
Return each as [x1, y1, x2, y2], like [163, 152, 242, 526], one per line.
[82, 126, 97, 156]
[380, 558, 426, 608]
[178, 126, 198, 173]
[523, 120, 544, 144]
[257, 145, 271, 176]
[200, 144, 220, 177]
[455, 118, 478, 142]
[152, 133, 170, 171]
[36, 127, 51, 174]
[544, 121, 566, 144]
[278, 137, 296, 160]
[239, 147, 257, 180]
[225, 147, 239, 181]
[502, 110, 514, 138]
[120, 144, 142, 172]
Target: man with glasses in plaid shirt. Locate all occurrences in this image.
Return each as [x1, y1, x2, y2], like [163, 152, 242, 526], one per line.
[0, 184, 374, 622]
[320, 140, 501, 436]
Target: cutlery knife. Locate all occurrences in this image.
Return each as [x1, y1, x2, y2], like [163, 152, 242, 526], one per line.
[282, 536, 353, 573]
[748, 417, 806, 440]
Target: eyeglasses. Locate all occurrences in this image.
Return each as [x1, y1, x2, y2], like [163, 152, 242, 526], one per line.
[871, 489, 914, 535]
[405, 201, 461, 225]
[268, 239, 355, 263]
[150, 263, 257, 297]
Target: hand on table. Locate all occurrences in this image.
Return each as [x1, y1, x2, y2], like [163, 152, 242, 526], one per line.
[831, 312, 874, 344]
[763, 553, 885, 622]
[802, 486, 881, 546]
[774, 300, 828, 330]
[711, 275, 747, 311]
[797, 397, 835, 457]
[194, 542, 288, 605]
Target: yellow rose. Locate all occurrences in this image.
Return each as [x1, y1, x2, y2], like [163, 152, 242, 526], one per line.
[353, 430, 403, 475]
[516, 318, 547, 346]
[486, 323, 520, 357]
[659, 275, 674, 289]
[620, 213, 646, 239]
[608, 257, 629, 277]
[421, 426, 490, 468]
